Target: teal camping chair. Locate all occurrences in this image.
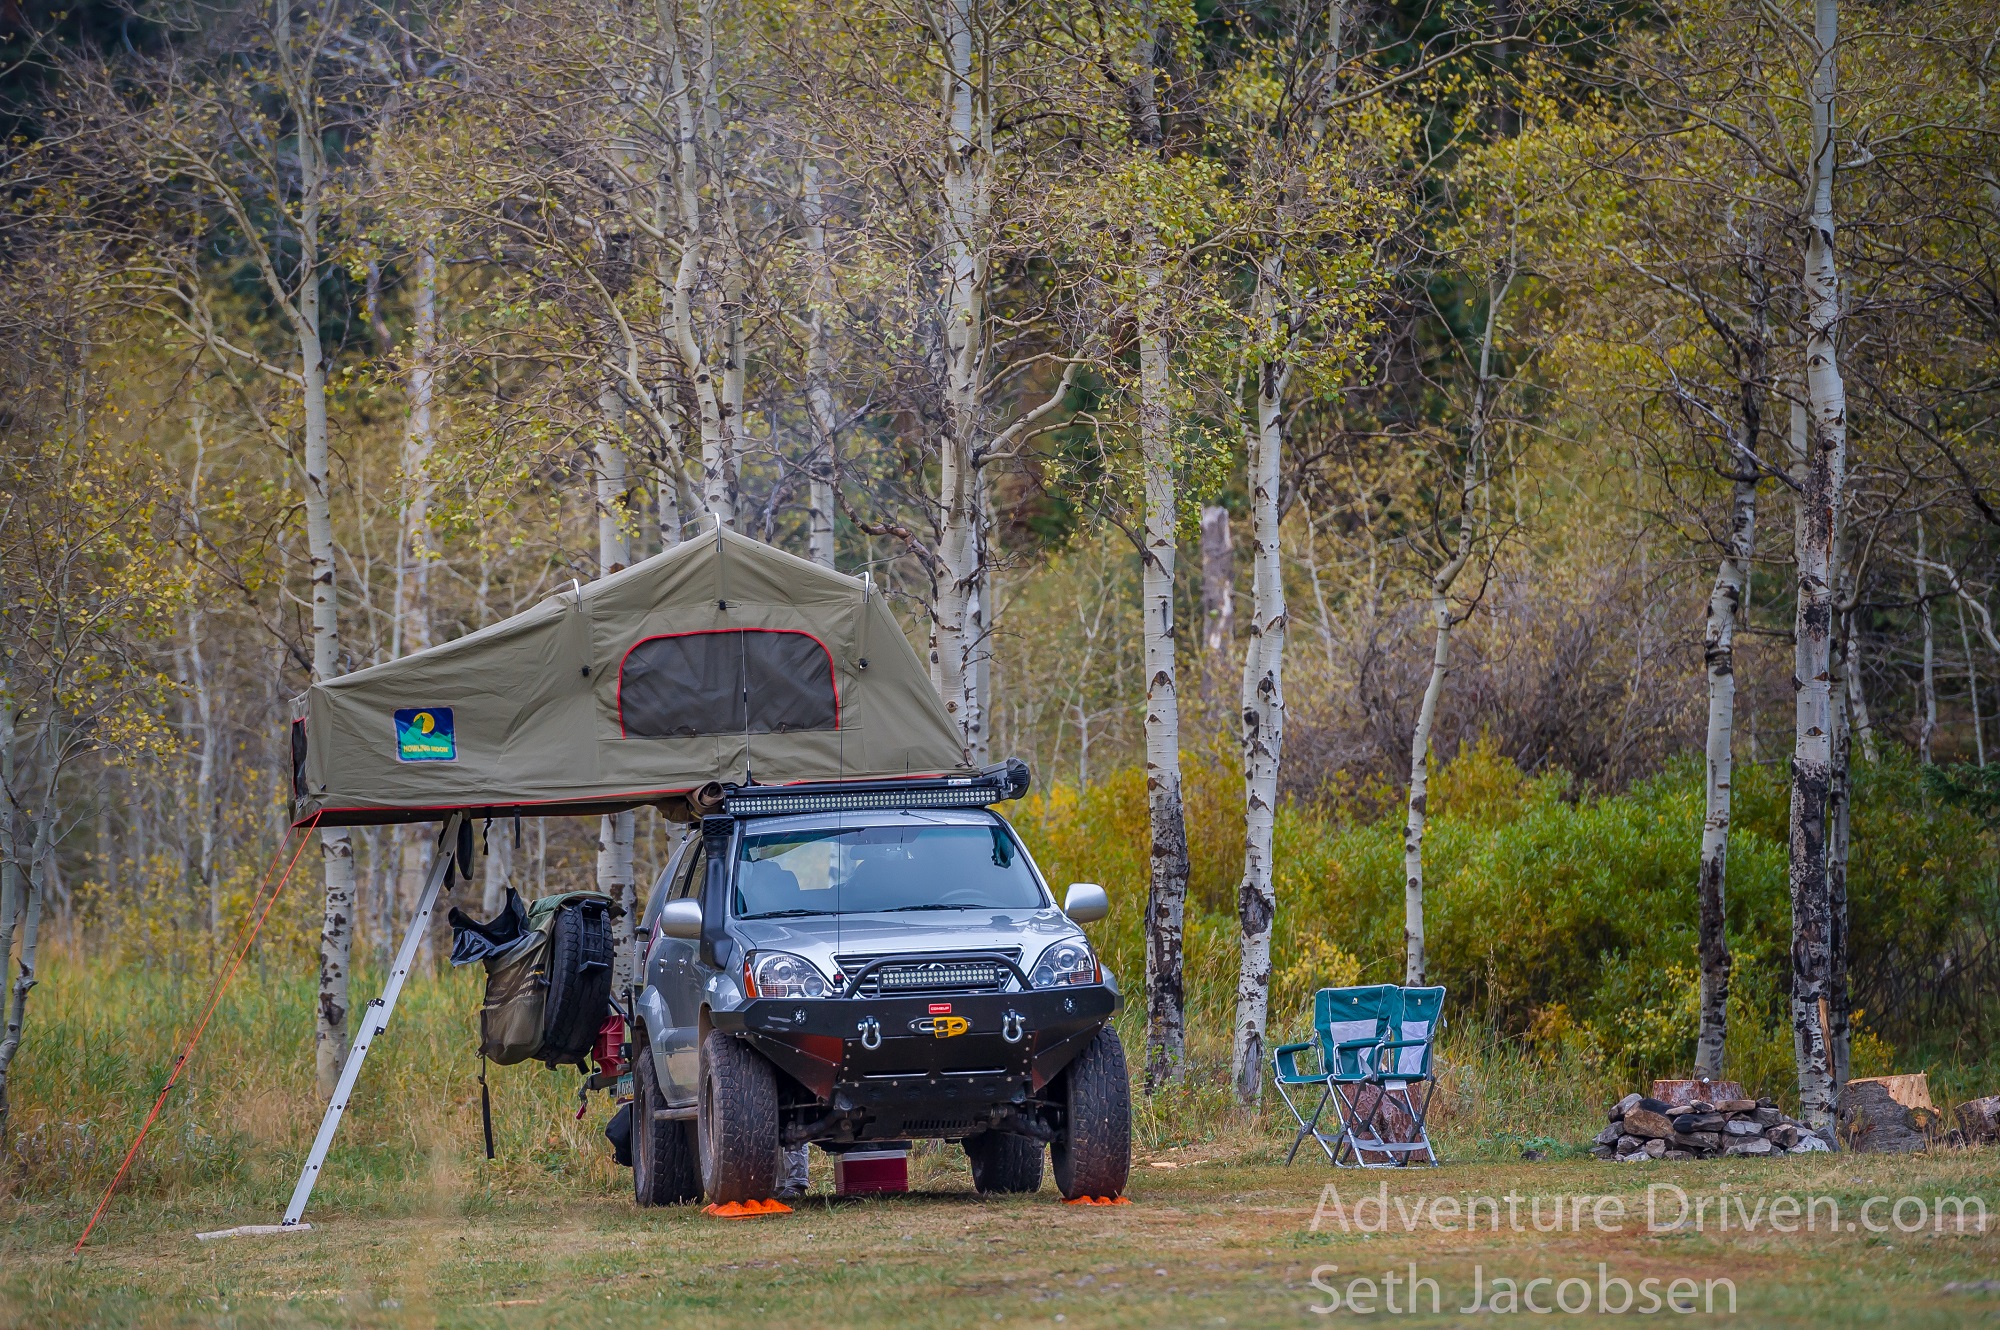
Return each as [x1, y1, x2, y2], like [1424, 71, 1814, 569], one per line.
[1274, 985, 1447, 1168]
[1359, 985, 1445, 1167]
[1272, 985, 1399, 1166]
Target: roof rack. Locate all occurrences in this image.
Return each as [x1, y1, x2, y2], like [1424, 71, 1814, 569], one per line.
[720, 758, 1030, 817]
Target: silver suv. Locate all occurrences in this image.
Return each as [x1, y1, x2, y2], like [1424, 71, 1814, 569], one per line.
[626, 771, 1131, 1205]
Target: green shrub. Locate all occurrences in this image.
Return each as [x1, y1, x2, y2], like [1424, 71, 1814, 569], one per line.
[1016, 738, 1993, 1094]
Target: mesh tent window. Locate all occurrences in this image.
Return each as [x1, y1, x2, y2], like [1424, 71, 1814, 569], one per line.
[617, 629, 840, 738]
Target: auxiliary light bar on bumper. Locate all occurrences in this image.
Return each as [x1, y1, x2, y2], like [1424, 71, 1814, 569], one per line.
[721, 758, 1030, 817]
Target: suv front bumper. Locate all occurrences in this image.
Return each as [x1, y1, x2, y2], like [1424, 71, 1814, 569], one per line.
[711, 984, 1118, 1138]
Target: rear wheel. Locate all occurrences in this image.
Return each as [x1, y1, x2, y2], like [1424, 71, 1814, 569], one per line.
[698, 1031, 780, 1203]
[1051, 1025, 1131, 1200]
[963, 1131, 1044, 1195]
[633, 1029, 700, 1207]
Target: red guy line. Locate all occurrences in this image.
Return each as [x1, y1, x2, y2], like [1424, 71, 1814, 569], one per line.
[72, 813, 324, 1254]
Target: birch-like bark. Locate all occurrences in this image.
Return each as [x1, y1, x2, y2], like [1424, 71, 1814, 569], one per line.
[186, 416, 219, 955]
[1787, 0, 1847, 1139]
[1846, 613, 1879, 762]
[1201, 505, 1235, 659]
[1693, 474, 1757, 1080]
[273, 2, 357, 1099]
[656, 0, 733, 526]
[1916, 516, 1936, 763]
[393, 234, 439, 661]
[1827, 624, 1853, 1091]
[482, 821, 513, 916]
[929, 0, 991, 762]
[803, 155, 839, 569]
[1232, 258, 1289, 1102]
[1404, 271, 1507, 984]
[1959, 596, 1986, 765]
[598, 394, 638, 986]
[0, 809, 47, 1151]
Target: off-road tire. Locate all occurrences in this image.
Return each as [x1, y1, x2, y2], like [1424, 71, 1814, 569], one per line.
[540, 899, 613, 1066]
[632, 1028, 700, 1206]
[698, 1031, 780, 1204]
[1051, 1025, 1131, 1200]
[963, 1131, 1044, 1195]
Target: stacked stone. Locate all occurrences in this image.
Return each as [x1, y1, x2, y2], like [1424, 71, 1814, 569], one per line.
[1591, 1092, 1830, 1161]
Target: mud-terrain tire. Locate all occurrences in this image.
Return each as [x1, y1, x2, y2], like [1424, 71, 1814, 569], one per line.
[632, 1029, 700, 1206]
[963, 1131, 1044, 1194]
[698, 1031, 780, 1203]
[540, 898, 613, 1065]
[1051, 1025, 1131, 1200]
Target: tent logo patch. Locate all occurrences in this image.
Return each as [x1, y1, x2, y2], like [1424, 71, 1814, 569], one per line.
[394, 708, 456, 762]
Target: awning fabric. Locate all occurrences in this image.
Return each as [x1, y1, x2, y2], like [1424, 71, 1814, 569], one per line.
[291, 524, 971, 827]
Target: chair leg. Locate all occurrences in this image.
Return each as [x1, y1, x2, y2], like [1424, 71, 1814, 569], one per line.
[1276, 1081, 1336, 1166]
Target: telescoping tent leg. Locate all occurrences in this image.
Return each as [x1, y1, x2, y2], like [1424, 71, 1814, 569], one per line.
[279, 811, 466, 1229]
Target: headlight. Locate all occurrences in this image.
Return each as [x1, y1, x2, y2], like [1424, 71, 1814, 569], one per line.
[1029, 939, 1099, 988]
[747, 951, 829, 999]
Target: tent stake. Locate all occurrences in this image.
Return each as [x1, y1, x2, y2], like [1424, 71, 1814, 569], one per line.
[277, 811, 466, 1230]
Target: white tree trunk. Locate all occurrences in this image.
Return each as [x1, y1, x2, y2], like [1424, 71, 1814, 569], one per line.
[929, 0, 990, 763]
[1958, 596, 1986, 764]
[1137, 240, 1189, 1088]
[1694, 475, 1756, 1080]
[1788, 0, 1847, 1140]
[657, 0, 733, 528]
[1845, 612, 1879, 762]
[483, 821, 514, 915]
[394, 234, 439, 661]
[1916, 516, 1935, 763]
[289, 73, 357, 1100]
[1232, 266, 1288, 1101]
[599, 394, 637, 986]
[1402, 272, 1505, 985]
[1201, 505, 1235, 657]
[803, 156, 839, 569]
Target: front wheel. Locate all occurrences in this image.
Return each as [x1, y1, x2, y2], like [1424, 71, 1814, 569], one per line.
[633, 1028, 700, 1207]
[963, 1131, 1044, 1194]
[1051, 1025, 1131, 1200]
[698, 1031, 780, 1204]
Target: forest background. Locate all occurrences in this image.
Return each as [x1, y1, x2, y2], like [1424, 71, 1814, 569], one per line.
[3, 0, 1998, 1164]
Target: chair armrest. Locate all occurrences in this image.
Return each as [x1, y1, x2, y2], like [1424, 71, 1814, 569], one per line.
[1366, 1037, 1435, 1080]
[1272, 1041, 1323, 1083]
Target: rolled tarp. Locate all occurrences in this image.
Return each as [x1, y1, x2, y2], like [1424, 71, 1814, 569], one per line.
[290, 523, 971, 827]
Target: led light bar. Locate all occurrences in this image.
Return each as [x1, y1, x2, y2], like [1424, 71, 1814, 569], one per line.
[873, 962, 1003, 991]
[722, 758, 1030, 817]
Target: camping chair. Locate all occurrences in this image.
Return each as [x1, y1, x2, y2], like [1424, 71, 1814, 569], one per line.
[1345, 985, 1445, 1168]
[1272, 985, 1399, 1167]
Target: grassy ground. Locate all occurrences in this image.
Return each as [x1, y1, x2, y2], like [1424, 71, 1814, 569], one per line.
[5, 956, 1998, 1327]
[8, 1147, 1999, 1327]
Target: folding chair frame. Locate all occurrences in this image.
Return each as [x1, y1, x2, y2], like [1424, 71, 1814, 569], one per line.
[1274, 985, 1446, 1169]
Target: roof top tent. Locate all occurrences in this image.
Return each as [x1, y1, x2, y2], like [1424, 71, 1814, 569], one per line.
[290, 523, 974, 829]
[270, 524, 994, 1233]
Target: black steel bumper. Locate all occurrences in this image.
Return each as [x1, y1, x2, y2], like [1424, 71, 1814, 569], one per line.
[710, 984, 1118, 1139]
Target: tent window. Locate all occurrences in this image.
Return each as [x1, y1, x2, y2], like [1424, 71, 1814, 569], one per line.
[618, 630, 839, 738]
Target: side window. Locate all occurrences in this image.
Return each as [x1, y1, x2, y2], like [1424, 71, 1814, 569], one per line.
[676, 844, 706, 902]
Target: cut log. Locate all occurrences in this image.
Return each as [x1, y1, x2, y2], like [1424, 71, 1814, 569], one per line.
[1953, 1094, 2000, 1144]
[1837, 1079, 1928, 1154]
[1847, 1074, 1933, 1113]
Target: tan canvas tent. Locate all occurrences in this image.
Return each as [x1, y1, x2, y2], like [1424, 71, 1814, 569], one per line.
[290, 524, 971, 827]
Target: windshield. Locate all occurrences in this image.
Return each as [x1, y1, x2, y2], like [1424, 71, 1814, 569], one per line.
[734, 820, 1046, 918]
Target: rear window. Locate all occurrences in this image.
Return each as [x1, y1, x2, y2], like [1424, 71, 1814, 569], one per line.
[618, 629, 838, 738]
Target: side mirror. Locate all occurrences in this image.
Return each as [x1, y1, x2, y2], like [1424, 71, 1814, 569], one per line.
[658, 899, 704, 939]
[1062, 883, 1109, 924]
